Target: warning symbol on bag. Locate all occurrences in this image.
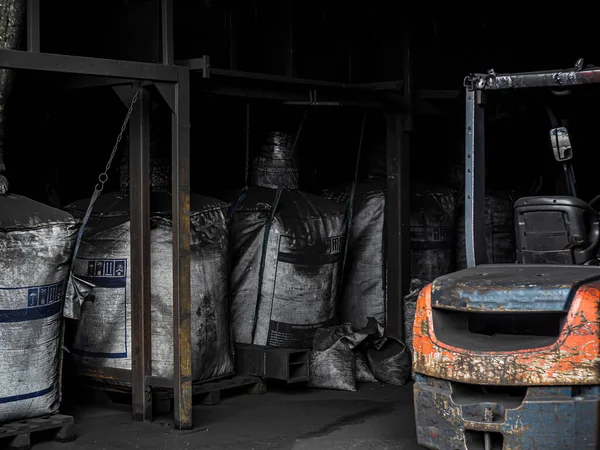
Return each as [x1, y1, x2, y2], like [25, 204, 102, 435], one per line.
[39, 287, 49, 305]
[28, 288, 39, 307]
[85, 259, 127, 278]
[49, 285, 57, 303]
[104, 260, 114, 276]
[115, 260, 125, 276]
[329, 236, 342, 254]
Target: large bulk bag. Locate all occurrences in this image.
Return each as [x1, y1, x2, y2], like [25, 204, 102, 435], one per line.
[323, 178, 387, 329]
[410, 185, 457, 283]
[455, 191, 517, 270]
[223, 187, 346, 348]
[65, 192, 234, 381]
[0, 194, 78, 422]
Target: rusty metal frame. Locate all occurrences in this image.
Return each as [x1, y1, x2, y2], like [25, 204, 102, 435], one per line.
[0, 0, 192, 430]
[463, 62, 600, 267]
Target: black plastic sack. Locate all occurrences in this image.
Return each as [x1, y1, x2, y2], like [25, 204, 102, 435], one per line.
[355, 350, 377, 383]
[309, 323, 373, 392]
[364, 318, 411, 386]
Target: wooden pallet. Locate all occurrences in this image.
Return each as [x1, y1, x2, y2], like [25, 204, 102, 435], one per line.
[0, 414, 75, 450]
[192, 375, 266, 405]
[75, 375, 266, 414]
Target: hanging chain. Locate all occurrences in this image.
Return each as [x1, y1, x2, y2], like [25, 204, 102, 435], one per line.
[244, 103, 250, 186]
[70, 81, 143, 271]
[94, 82, 142, 193]
[291, 108, 309, 154]
[354, 113, 367, 182]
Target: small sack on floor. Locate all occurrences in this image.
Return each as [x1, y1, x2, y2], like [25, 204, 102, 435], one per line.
[354, 349, 378, 383]
[364, 317, 412, 386]
[309, 323, 372, 391]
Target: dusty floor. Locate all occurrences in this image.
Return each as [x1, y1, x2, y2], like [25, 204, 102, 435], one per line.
[36, 382, 421, 449]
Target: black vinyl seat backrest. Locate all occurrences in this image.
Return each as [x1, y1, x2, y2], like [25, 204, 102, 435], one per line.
[514, 196, 600, 265]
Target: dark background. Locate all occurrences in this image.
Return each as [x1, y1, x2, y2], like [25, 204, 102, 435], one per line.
[5, 3, 600, 205]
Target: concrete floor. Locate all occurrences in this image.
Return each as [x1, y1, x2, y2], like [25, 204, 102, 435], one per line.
[37, 382, 421, 449]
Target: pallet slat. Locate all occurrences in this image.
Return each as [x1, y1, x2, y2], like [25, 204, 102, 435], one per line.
[0, 414, 75, 449]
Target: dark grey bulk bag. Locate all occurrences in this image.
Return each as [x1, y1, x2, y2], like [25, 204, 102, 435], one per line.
[65, 191, 234, 382]
[323, 178, 387, 329]
[0, 193, 78, 422]
[410, 185, 457, 283]
[455, 191, 517, 270]
[222, 187, 346, 348]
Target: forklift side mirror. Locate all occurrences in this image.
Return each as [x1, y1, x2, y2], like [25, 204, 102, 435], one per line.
[550, 127, 573, 162]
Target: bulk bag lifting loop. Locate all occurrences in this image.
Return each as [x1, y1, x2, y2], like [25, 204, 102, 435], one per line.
[65, 83, 143, 317]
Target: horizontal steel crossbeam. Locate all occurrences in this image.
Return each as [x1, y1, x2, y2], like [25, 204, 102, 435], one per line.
[0, 49, 178, 82]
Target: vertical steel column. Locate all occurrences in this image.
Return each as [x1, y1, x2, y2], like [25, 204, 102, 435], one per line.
[284, 0, 295, 77]
[26, 0, 40, 52]
[385, 114, 405, 338]
[227, 10, 238, 70]
[129, 87, 153, 422]
[464, 88, 487, 267]
[161, 0, 174, 65]
[384, 21, 412, 339]
[172, 67, 192, 430]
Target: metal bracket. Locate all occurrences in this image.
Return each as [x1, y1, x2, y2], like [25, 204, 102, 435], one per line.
[113, 82, 144, 108]
[464, 74, 489, 92]
[154, 82, 176, 113]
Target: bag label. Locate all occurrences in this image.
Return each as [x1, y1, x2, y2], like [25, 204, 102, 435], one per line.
[71, 257, 128, 358]
[267, 319, 334, 348]
[0, 279, 67, 322]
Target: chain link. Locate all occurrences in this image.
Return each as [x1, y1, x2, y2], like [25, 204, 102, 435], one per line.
[94, 83, 142, 193]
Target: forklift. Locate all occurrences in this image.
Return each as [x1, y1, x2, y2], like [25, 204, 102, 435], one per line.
[412, 61, 600, 449]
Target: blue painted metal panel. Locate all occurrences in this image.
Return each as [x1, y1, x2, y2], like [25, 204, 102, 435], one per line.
[414, 374, 599, 449]
[431, 264, 600, 312]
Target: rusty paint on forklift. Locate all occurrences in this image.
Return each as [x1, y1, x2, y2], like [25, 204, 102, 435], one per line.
[413, 283, 600, 386]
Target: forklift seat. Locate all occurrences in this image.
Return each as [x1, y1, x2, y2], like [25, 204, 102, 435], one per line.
[515, 196, 600, 265]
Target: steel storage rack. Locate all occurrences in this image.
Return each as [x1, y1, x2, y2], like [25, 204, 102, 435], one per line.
[0, 0, 192, 430]
[0, 0, 452, 430]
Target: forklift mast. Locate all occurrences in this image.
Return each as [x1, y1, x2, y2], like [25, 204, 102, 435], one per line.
[462, 60, 600, 267]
